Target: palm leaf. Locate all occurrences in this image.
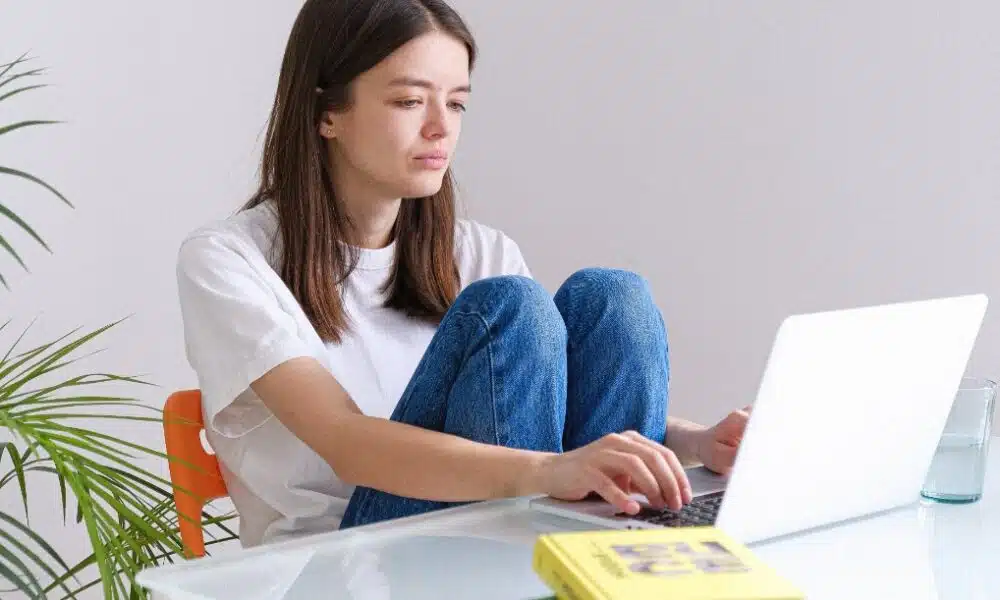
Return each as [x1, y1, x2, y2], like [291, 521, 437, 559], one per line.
[0, 83, 47, 104]
[1, 321, 239, 599]
[0, 119, 61, 138]
[0, 511, 78, 599]
[0, 166, 71, 207]
[0, 68, 46, 93]
[0, 201, 51, 252]
[0, 52, 70, 288]
[0, 53, 32, 80]
[8, 443, 30, 522]
[35, 423, 172, 466]
[0, 232, 26, 269]
[0, 458, 54, 492]
[0, 318, 39, 371]
[57, 534, 235, 600]
[0, 340, 67, 386]
[0, 511, 73, 573]
[66, 470, 118, 596]
[91, 488, 174, 559]
[1, 320, 127, 400]
[17, 412, 161, 424]
[10, 398, 152, 417]
[13, 423, 176, 515]
[6, 377, 151, 410]
[0, 542, 44, 598]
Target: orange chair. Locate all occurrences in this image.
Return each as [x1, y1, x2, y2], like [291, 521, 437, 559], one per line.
[163, 389, 228, 558]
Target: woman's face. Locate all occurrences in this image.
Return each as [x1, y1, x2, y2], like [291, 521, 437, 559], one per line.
[322, 31, 470, 201]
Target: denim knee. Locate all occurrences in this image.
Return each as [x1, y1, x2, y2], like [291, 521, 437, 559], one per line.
[459, 275, 549, 309]
[560, 267, 650, 298]
[455, 275, 567, 356]
[556, 268, 655, 310]
[554, 268, 666, 344]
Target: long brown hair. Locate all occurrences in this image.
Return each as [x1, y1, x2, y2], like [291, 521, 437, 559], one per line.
[245, 0, 476, 343]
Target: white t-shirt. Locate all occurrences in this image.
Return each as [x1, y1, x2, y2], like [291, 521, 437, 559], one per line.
[175, 200, 531, 546]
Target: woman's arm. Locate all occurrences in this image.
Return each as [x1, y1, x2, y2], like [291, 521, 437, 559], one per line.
[252, 356, 548, 502]
[664, 417, 708, 467]
[251, 356, 694, 512]
[666, 410, 752, 475]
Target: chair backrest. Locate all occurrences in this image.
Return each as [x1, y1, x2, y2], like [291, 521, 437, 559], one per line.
[163, 389, 228, 558]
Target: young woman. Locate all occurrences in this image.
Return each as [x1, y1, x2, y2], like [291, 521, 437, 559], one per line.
[176, 0, 750, 547]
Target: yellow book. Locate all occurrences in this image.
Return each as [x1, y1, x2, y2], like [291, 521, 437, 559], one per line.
[532, 526, 804, 600]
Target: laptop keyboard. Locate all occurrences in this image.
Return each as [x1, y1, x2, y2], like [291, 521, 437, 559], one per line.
[617, 491, 725, 527]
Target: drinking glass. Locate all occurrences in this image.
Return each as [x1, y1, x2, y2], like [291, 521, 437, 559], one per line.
[921, 377, 997, 503]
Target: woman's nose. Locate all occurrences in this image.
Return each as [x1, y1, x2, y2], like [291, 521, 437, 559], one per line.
[421, 101, 450, 140]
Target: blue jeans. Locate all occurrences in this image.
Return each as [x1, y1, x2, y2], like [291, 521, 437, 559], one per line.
[339, 268, 669, 529]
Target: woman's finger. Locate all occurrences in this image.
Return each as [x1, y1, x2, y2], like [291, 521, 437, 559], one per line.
[588, 468, 640, 515]
[721, 410, 750, 442]
[620, 431, 688, 509]
[659, 443, 692, 506]
[708, 442, 739, 475]
[601, 450, 664, 510]
[613, 473, 633, 494]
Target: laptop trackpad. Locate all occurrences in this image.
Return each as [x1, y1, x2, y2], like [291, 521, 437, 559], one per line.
[686, 466, 728, 495]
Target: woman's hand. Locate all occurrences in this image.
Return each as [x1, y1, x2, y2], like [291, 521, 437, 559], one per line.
[531, 431, 693, 515]
[695, 406, 752, 475]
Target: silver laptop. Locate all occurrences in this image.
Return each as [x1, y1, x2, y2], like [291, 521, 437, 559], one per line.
[531, 294, 989, 545]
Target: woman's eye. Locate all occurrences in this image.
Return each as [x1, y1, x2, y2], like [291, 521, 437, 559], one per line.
[449, 102, 467, 113]
[397, 99, 421, 108]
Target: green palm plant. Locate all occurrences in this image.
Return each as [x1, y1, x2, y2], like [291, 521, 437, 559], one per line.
[0, 53, 71, 288]
[1, 53, 237, 599]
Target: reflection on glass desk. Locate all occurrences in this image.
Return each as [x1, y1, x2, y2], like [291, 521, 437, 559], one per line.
[137, 436, 1000, 600]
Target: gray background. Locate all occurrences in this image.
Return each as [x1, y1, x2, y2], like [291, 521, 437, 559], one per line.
[2, 0, 999, 587]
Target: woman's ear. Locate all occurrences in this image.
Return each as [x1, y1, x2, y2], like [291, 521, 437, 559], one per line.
[318, 111, 338, 140]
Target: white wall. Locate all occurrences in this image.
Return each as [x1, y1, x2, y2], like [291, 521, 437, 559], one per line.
[450, 0, 1000, 430]
[2, 0, 998, 595]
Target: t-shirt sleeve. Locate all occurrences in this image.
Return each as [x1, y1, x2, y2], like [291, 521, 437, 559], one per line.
[175, 233, 314, 438]
[500, 234, 532, 278]
[455, 219, 535, 284]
